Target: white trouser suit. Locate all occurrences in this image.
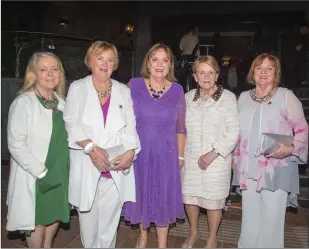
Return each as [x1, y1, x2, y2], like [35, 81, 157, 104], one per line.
[78, 177, 122, 248]
[63, 78, 140, 248]
[238, 179, 288, 248]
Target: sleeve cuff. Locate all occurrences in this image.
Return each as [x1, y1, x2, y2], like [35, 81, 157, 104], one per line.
[213, 144, 228, 159]
[37, 168, 48, 179]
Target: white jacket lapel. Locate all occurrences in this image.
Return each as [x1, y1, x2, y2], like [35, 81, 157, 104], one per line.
[81, 76, 106, 147]
[103, 80, 126, 147]
[54, 93, 65, 112]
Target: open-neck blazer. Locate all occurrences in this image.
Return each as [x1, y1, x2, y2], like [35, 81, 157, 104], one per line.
[6, 91, 65, 231]
[63, 75, 140, 212]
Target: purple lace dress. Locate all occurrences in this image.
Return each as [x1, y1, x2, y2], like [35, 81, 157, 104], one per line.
[123, 77, 186, 228]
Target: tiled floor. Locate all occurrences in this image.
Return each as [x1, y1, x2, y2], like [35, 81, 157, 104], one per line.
[2, 205, 309, 248]
[2, 164, 309, 248]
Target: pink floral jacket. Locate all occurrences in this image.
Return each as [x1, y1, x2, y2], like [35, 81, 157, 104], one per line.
[234, 88, 308, 191]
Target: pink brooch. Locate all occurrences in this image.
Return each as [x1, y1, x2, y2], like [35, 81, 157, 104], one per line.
[119, 104, 123, 109]
[268, 101, 272, 105]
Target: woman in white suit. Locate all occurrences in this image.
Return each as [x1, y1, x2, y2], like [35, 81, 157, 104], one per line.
[7, 52, 70, 247]
[63, 41, 140, 248]
[182, 56, 239, 248]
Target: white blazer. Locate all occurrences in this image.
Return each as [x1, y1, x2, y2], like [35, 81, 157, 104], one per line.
[6, 91, 65, 231]
[63, 76, 140, 212]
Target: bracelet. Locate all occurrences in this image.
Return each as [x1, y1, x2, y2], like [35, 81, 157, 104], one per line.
[179, 156, 184, 160]
[84, 142, 96, 154]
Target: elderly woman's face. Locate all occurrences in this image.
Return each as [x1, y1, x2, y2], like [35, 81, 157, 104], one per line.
[34, 57, 61, 91]
[89, 49, 115, 79]
[193, 62, 218, 91]
[147, 48, 171, 79]
[253, 58, 275, 87]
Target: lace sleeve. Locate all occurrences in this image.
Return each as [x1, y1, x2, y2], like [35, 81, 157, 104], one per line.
[176, 87, 187, 134]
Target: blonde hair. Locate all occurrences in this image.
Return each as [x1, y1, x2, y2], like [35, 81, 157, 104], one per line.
[192, 55, 220, 75]
[21, 52, 66, 98]
[140, 43, 177, 82]
[247, 53, 281, 88]
[84, 41, 119, 71]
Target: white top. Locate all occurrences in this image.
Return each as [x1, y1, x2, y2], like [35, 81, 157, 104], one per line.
[179, 31, 200, 56]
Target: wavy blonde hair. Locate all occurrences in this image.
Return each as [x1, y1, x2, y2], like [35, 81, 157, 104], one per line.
[140, 43, 177, 82]
[84, 41, 119, 71]
[247, 53, 281, 88]
[21, 52, 66, 98]
[192, 55, 220, 74]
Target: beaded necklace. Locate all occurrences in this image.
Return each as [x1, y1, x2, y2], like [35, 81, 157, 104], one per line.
[35, 88, 59, 112]
[149, 80, 166, 101]
[96, 81, 112, 98]
[250, 88, 274, 103]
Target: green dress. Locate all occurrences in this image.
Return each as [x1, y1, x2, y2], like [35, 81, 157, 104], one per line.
[34, 95, 70, 226]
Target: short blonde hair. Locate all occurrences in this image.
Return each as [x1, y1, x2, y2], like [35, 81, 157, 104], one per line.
[21, 52, 66, 98]
[192, 55, 220, 75]
[84, 41, 119, 71]
[140, 43, 177, 82]
[247, 53, 281, 88]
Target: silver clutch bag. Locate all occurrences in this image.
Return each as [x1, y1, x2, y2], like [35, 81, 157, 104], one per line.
[105, 144, 126, 167]
[256, 133, 293, 156]
[105, 144, 130, 175]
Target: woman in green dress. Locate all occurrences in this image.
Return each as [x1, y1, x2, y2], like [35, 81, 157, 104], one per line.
[6, 52, 70, 247]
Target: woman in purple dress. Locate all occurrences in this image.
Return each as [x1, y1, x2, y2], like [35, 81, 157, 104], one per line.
[124, 43, 186, 248]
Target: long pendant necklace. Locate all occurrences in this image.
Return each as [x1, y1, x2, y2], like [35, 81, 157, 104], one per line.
[149, 80, 166, 101]
[250, 88, 273, 103]
[96, 81, 112, 98]
[35, 87, 59, 112]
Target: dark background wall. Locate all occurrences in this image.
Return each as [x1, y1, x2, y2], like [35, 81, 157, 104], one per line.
[2, 1, 137, 82]
[1, 1, 309, 160]
[2, 1, 309, 82]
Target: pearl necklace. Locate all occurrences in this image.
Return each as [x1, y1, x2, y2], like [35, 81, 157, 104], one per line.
[250, 88, 273, 103]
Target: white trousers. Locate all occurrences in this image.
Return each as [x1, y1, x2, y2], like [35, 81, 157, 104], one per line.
[78, 177, 122, 248]
[238, 179, 288, 248]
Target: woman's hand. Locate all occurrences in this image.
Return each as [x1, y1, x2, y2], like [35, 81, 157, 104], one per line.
[111, 150, 135, 171]
[179, 159, 185, 169]
[266, 142, 294, 159]
[198, 150, 219, 170]
[89, 146, 110, 172]
[231, 158, 235, 170]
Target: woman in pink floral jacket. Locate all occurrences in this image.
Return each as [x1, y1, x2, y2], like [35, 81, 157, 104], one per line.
[233, 53, 308, 248]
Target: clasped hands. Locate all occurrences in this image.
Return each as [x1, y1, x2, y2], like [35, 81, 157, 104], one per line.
[198, 149, 219, 170]
[89, 146, 134, 173]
